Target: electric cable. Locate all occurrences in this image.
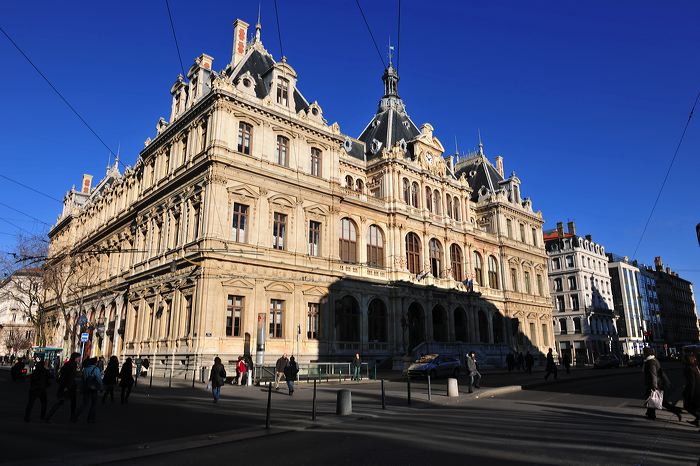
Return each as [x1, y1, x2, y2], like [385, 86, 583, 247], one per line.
[355, 0, 386, 69]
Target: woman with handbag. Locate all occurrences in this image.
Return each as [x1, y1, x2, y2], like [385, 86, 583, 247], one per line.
[643, 347, 682, 421]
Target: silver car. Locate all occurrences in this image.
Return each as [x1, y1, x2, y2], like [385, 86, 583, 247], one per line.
[406, 354, 461, 379]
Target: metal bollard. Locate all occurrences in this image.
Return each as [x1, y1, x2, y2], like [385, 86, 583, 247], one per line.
[265, 383, 272, 429]
[407, 376, 411, 406]
[312, 379, 317, 421]
[149, 368, 153, 389]
[336, 389, 352, 416]
[427, 374, 432, 401]
[191, 366, 196, 388]
[381, 379, 386, 410]
[169, 367, 173, 388]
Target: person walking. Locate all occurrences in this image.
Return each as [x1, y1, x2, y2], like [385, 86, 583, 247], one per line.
[643, 347, 682, 421]
[544, 348, 558, 381]
[102, 356, 119, 403]
[119, 358, 135, 404]
[97, 356, 105, 372]
[563, 352, 572, 375]
[352, 353, 362, 381]
[24, 358, 50, 422]
[525, 351, 534, 374]
[45, 352, 80, 422]
[682, 352, 700, 427]
[75, 357, 103, 423]
[209, 357, 226, 403]
[274, 353, 289, 390]
[466, 352, 481, 393]
[237, 356, 248, 386]
[284, 356, 299, 395]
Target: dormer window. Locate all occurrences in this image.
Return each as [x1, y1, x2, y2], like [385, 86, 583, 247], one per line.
[243, 78, 251, 88]
[276, 77, 289, 106]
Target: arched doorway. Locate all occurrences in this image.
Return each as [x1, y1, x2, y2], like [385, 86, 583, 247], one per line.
[478, 310, 489, 343]
[407, 303, 425, 351]
[368, 299, 387, 343]
[454, 307, 468, 342]
[335, 295, 360, 343]
[432, 305, 448, 342]
[493, 313, 504, 344]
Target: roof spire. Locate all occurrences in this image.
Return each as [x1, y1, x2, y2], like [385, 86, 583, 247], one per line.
[255, 1, 262, 42]
[478, 129, 484, 156]
[388, 35, 394, 67]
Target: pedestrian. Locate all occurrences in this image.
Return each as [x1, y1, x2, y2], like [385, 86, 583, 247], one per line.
[506, 352, 514, 372]
[45, 352, 80, 422]
[466, 352, 481, 393]
[563, 352, 572, 375]
[525, 351, 534, 374]
[544, 348, 558, 381]
[284, 356, 299, 395]
[682, 352, 700, 427]
[274, 353, 289, 390]
[352, 353, 362, 381]
[24, 358, 50, 422]
[237, 356, 248, 386]
[102, 356, 119, 403]
[97, 356, 105, 372]
[75, 357, 103, 423]
[10, 358, 26, 381]
[643, 347, 682, 421]
[209, 357, 226, 403]
[119, 358, 135, 403]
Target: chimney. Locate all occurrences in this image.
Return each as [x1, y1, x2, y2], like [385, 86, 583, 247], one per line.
[232, 19, 249, 67]
[556, 221, 564, 238]
[81, 174, 93, 194]
[567, 221, 576, 236]
[654, 256, 663, 272]
[666, 266, 671, 274]
[495, 155, 504, 177]
[448, 156, 455, 172]
[585, 234, 592, 241]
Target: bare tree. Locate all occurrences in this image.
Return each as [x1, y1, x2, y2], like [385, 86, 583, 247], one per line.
[3, 329, 32, 355]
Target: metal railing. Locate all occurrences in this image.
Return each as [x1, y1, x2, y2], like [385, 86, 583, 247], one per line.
[250, 362, 371, 384]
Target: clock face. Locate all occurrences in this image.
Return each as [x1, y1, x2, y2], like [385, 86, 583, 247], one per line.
[426, 153, 433, 164]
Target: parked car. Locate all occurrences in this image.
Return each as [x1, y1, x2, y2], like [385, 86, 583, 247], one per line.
[593, 355, 620, 369]
[406, 354, 461, 379]
[626, 355, 644, 367]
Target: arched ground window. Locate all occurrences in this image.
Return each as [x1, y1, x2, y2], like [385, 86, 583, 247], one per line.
[454, 307, 468, 341]
[411, 182, 419, 207]
[335, 296, 360, 342]
[402, 178, 410, 204]
[276, 135, 289, 166]
[366, 225, 384, 268]
[429, 238, 443, 278]
[493, 313, 504, 343]
[488, 255, 499, 289]
[432, 305, 448, 341]
[368, 299, 387, 342]
[407, 302, 425, 350]
[478, 310, 489, 343]
[406, 233, 421, 275]
[425, 187, 432, 212]
[473, 252, 483, 286]
[339, 218, 357, 263]
[450, 244, 463, 281]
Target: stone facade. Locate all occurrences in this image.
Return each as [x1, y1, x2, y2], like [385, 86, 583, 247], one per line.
[652, 257, 699, 353]
[608, 254, 645, 356]
[43, 18, 554, 374]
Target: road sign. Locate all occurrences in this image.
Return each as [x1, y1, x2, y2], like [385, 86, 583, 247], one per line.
[80, 332, 89, 343]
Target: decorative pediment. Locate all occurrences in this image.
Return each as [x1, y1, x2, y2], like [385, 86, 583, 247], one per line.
[265, 281, 293, 293]
[228, 184, 260, 199]
[268, 193, 297, 208]
[304, 204, 329, 216]
[302, 286, 327, 297]
[221, 278, 255, 289]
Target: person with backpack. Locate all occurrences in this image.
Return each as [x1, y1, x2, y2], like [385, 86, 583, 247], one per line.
[75, 357, 103, 423]
[119, 358, 135, 404]
[209, 357, 227, 402]
[283, 356, 299, 395]
[24, 357, 50, 422]
[102, 356, 119, 403]
[45, 352, 80, 422]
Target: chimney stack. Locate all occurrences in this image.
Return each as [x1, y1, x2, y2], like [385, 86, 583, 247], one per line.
[556, 221, 564, 238]
[666, 266, 671, 274]
[567, 221, 576, 236]
[654, 256, 663, 272]
[232, 19, 249, 67]
[495, 155, 504, 177]
[81, 174, 93, 194]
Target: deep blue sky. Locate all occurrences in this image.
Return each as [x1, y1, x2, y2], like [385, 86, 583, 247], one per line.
[1, 1, 699, 293]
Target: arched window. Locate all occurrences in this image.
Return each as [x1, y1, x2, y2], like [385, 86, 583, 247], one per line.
[450, 244, 463, 281]
[493, 313, 504, 343]
[425, 187, 433, 212]
[478, 310, 489, 343]
[355, 179, 364, 193]
[453, 198, 461, 221]
[368, 299, 387, 342]
[454, 308, 468, 342]
[339, 218, 357, 263]
[335, 296, 360, 342]
[402, 178, 410, 204]
[473, 252, 483, 286]
[488, 255, 499, 289]
[367, 225, 384, 268]
[345, 175, 353, 188]
[411, 182, 419, 207]
[429, 239, 443, 278]
[446, 194, 453, 219]
[432, 305, 448, 341]
[237, 122, 252, 155]
[433, 189, 441, 214]
[406, 233, 421, 275]
[276, 135, 289, 166]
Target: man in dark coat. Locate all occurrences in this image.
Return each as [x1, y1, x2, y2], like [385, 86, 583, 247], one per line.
[563, 352, 572, 374]
[274, 353, 289, 390]
[209, 357, 226, 402]
[544, 348, 558, 381]
[45, 352, 80, 422]
[466, 352, 481, 393]
[24, 358, 50, 421]
[284, 356, 299, 395]
[643, 347, 682, 421]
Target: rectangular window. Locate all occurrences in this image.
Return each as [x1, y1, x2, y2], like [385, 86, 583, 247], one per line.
[556, 296, 565, 311]
[172, 214, 180, 247]
[573, 318, 582, 334]
[510, 268, 518, 292]
[506, 219, 513, 239]
[310, 148, 322, 177]
[276, 77, 289, 106]
[192, 204, 201, 240]
[308, 220, 321, 256]
[552, 258, 560, 270]
[542, 323, 549, 346]
[554, 278, 563, 292]
[273, 213, 287, 250]
[524, 271, 531, 294]
[519, 224, 526, 243]
[571, 294, 580, 311]
[307, 303, 319, 339]
[200, 120, 208, 152]
[269, 299, 284, 338]
[226, 295, 243, 337]
[529, 322, 537, 345]
[568, 276, 577, 290]
[183, 296, 192, 337]
[237, 122, 252, 155]
[276, 136, 289, 166]
[566, 255, 574, 268]
[531, 228, 538, 246]
[232, 203, 249, 243]
[537, 274, 543, 296]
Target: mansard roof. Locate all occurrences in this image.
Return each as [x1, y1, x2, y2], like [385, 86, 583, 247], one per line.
[454, 153, 504, 202]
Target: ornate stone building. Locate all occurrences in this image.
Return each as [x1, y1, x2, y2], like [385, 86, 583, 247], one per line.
[44, 18, 554, 373]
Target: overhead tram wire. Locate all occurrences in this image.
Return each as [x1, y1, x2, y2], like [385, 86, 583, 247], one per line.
[0, 174, 61, 203]
[0, 25, 126, 171]
[273, 0, 284, 59]
[632, 90, 700, 259]
[0, 202, 52, 227]
[164, 0, 186, 77]
[355, 0, 386, 69]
